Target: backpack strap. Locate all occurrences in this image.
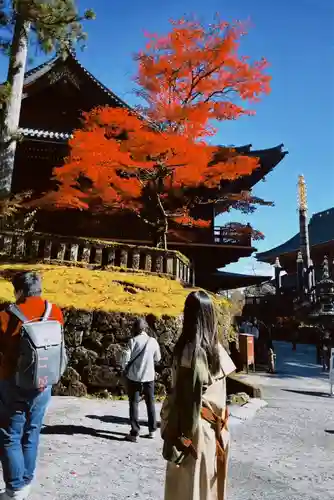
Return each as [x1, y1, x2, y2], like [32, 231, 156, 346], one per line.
[42, 301, 52, 321]
[8, 304, 28, 324]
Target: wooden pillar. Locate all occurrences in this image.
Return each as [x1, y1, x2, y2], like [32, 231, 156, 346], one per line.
[44, 240, 52, 261]
[15, 236, 26, 258]
[191, 262, 196, 286]
[185, 265, 190, 284]
[30, 239, 39, 258]
[3, 235, 13, 256]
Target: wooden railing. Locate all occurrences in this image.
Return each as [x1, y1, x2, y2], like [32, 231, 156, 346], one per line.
[0, 230, 193, 284]
[213, 226, 251, 246]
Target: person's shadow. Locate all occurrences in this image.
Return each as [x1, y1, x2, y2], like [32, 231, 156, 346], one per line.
[86, 414, 161, 428]
[41, 424, 127, 441]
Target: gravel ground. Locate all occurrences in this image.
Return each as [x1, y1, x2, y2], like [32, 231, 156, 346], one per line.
[0, 342, 333, 500]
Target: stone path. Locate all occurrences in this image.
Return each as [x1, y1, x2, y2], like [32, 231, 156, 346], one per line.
[229, 341, 334, 500]
[1, 341, 333, 499]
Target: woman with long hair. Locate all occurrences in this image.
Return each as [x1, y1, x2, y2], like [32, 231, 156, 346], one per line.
[161, 290, 236, 500]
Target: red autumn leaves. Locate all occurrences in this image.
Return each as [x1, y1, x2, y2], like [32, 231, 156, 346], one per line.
[38, 16, 271, 247]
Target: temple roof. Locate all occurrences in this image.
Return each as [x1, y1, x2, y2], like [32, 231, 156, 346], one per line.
[18, 127, 72, 142]
[11, 50, 287, 194]
[21, 48, 131, 109]
[257, 207, 334, 263]
[188, 144, 287, 218]
[196, 269, 271, 292]
[215, 143, 288, 194]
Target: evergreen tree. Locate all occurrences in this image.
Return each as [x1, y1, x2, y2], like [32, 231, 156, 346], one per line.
[0, 0, 95, 198]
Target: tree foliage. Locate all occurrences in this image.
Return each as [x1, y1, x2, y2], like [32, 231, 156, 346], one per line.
[0, 0, 95, 197]
[0, 0, 95, 58]
[36, 16, 271, 248]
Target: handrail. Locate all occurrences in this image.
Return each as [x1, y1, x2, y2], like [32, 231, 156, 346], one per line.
[0, 230, 193, 284]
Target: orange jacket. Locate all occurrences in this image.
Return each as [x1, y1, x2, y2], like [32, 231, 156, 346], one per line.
[0, 296, 64, 380]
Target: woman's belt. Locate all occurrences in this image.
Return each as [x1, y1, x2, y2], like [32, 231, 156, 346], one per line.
[201, 405, 229, 500]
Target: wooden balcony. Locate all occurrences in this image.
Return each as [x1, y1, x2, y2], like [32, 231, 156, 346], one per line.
[213, 226, 252, 247]
[171, 225, 252, 248]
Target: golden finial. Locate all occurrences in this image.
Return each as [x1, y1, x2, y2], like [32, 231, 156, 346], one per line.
[298, 174, 307, 211]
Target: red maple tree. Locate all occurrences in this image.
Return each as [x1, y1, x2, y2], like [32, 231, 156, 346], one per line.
[37, 16, 271, 248]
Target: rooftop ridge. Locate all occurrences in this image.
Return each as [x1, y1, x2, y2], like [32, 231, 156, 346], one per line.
[21, 48, 135, 113]
[24, 54, 59, 79]
[311, 207, 334, 219]
[18, 127, 73, 141]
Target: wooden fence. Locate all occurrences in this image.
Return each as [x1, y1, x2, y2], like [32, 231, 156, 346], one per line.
[0, 230, 193, 284]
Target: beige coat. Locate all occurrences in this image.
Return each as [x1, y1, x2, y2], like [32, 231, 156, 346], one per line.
[164, 345, 235, 500]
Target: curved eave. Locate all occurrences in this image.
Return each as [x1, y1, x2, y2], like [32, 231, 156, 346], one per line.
[20, 49, 132, 111]
[257, 232, 300, 263]
[196, 270, 271, 292]
[18, 127, 72, 143]
[226, 145, 287, 186]
[211, 144, 287, 215]
[257, 207, 334, 264]
[257, 239, 334, 265]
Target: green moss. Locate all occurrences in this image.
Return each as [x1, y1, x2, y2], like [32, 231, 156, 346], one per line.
[0, 263, 193, 316]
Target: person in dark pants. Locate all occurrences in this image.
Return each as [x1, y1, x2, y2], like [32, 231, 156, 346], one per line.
[121, 318, 161, 442]
[322, 332, 331, 372]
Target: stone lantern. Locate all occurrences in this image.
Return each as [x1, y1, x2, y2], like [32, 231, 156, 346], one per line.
[309, 256, 334, 327]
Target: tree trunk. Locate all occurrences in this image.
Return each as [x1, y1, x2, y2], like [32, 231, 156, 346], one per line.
[0, 15, 30, 196]
[154, 192, 168, 250]
[153, 221, 168, 250]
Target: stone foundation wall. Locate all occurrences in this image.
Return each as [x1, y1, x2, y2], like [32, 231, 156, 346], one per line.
[0, 303, 231, 397]
[55, 308, 185, 397]
[57, 306, 232, 397]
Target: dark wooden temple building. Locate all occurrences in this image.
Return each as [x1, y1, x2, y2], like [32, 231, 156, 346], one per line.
[257, 175, 334, 280]
[257, 208, 334, 276]
[242, 175, 334, 322]
[9, 48, 287, 289]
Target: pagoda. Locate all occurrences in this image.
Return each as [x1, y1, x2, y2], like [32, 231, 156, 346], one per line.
[5, 49, 287, 289]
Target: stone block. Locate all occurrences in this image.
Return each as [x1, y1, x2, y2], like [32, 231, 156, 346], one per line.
[132, 251, 140, 270]
[155, 254, 164, 273]
[94, 247, 103, 265]
[120, 249, 128, 268]
[69, 243, 79, 262]
[106, 248, 115, 266]
[81, 246, 91, 263]
[145, 253, 152, 272]
[57, 243, 66, 261]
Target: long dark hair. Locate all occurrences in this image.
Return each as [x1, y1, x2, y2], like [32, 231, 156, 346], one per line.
[174, 290, 220, 375]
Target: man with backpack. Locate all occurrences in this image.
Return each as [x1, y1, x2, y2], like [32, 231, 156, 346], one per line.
[0, 272, 67, 500]
[121, 318, 161, 442]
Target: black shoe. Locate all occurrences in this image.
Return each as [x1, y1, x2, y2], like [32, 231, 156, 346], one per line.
[125, 434, 138, 443]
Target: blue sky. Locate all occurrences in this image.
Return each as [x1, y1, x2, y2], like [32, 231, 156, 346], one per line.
[1, 0, 333, 276]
